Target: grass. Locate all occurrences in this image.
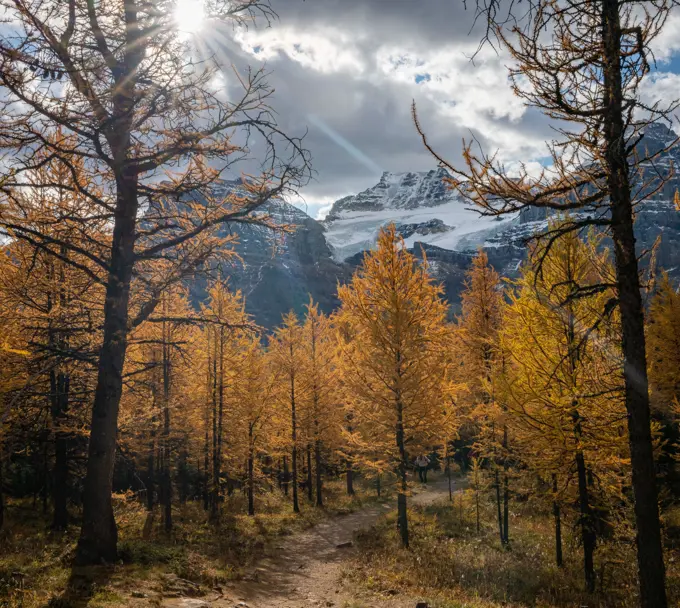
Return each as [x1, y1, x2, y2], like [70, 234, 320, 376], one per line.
[345, 488, 680, 608]
[0, 478, 385, 607]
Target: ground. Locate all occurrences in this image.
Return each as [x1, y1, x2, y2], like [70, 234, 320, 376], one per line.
[215, 477, 454, 608]
[0, 476, 455, 608]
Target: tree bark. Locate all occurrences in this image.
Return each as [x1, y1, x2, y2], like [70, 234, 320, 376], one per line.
[315, 439, 323, 507]
[502, 426, 509, 545]
[162, 318, 172, 533]
[306, 444, 313, 502]
[248, 429, 255, 516]
[495, 470, 504, 546]
[346, 461, 354, 496]
[576, 448, 596, 593]
[553, 474, 563, 568]
[396, 392, 409, 548]
[76, 167, 138, 564]
[291, 368, 299, 514]
[601, 2, 667, 605]
[51, 370, 70, 530]
[283, 456, 289, 496]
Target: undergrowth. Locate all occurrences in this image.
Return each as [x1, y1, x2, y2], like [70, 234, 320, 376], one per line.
[0, 478, 385, 607]
[346, 490, 680, 608]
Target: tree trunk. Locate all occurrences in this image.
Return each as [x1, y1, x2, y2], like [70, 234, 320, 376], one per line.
[248, 430, 255, 516]
[502, 426, 509, 545]
[0, 452, 4, 531]
[283, 456, 289, 496]
[396, 394, 409, 548]
[76, 168, 138, 564]
[576, 449, 596, 593]
[210, 329, 220, 522]
[291, 370, 299, 514]
[162, 319, 172, 533]
[51, 371, 70, 530]
[495, 470, 504, 546]
[601, 1, 667, 605]
[346, 460, 354, 496]
[376, 473, 381, 498]
[553, 474, 563, 568]
[315, 439, 323, 507]
[306, 444, 313, 502]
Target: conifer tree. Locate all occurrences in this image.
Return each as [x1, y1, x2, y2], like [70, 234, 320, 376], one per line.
[648, 273, 680, 414]
[456, 251, 509, 545]
[300, 301, 342, 507]
[337, 224, 451, 547]
[0, 0, 309, 563]
[415, 0, 676, 600]
[270, 312, 307, 514]
[499, 228, 628, 592]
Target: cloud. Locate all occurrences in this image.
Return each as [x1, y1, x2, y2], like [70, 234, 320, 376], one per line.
[210, 0, 562, 210]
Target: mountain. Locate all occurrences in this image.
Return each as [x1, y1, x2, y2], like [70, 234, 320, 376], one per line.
[189, 179, 350, 329]
[198, 124, 680, 326]
[323, 168, 518, 262]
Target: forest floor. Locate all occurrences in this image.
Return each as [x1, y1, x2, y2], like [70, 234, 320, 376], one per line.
[6, 474, 679, 608]
[210, 475, 456, 608]
[0, 475, 456, 608]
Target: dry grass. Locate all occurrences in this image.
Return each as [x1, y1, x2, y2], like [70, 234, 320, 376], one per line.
[0, 478, 384, 607]
[346, 490, 680, 608]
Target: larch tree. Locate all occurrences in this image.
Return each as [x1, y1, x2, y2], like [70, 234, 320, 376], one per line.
[199, 281, 252, 523]
[500, 227, 628, 591]
[456, 250, 509, 545]
[229, 337, 277, 516]
[415, 0, 675, 601]
[269, 311, 307, 514]
[647, 273, 680, 414]
[0, 146, 105, 530]
[337, 224, 451, 548]
[0, 0, 309, 563]
[300, 300, 342, 508]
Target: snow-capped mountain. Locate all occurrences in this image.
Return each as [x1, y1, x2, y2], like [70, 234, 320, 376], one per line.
[323, 168, 518, 262]
[189, 123, 680, 326]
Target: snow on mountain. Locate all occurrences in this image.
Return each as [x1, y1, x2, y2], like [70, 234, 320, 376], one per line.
[322, 168, 518, 261]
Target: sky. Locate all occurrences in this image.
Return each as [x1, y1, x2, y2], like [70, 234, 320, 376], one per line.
[211, 0, 680, 220]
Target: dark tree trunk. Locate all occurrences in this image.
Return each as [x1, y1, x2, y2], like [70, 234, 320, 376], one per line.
[346, 461, 354, 496]
[376, 474, 381, 498]
[283, 456, 289, 496]
[576, 449, 596, 593]
[210, 329, 220, 522]
[0, 452, 4, 531]
[306, 444, 313, 502]
[291, 371, 299, 514]
[601, 1, 667, 605]
[147, 425, 156, 511]
[162, 324, 172, 533]
[178, 444, 188, 505]
[396, 392, 409, 548]
[495, 470, 504, 546]
[502, 426, 509, 545]
[51, 370, 70, 530]
[248, 429, 255, 516]
[553, 474, 563, 568]
[446, 450, 453, 503]
[76, 167, 138, 564]
[315, 439, 323, 507]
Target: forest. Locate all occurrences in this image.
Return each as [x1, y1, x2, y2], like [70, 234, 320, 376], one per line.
[1, 0, 680, 607]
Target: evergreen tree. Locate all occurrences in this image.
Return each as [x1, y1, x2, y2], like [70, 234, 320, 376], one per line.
[337, 224, 451, 547]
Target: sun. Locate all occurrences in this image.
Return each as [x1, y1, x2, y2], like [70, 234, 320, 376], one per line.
[174, 0, 206, 35]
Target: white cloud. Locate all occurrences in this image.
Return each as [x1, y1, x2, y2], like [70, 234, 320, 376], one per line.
[235, 28, 366, 75]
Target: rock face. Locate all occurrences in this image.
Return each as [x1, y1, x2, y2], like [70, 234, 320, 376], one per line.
[191, 125, 680, 325]
[188, 179, 350, 329]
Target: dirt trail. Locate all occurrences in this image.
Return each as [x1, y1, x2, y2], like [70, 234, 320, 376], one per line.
[213, 475, 458, 608]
